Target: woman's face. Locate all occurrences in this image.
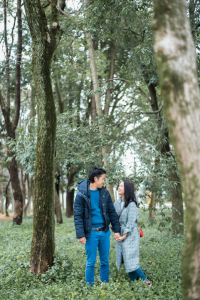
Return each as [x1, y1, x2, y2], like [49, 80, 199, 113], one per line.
[118, 181, 125, 196]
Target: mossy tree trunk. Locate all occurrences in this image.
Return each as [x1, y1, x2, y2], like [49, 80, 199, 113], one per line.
[24, 0, 62, 275]
[153, 0, 200, 298]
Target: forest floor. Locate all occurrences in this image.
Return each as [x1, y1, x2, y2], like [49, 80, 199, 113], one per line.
[0, 212, 33, 221]
[0, 209, 183, 300]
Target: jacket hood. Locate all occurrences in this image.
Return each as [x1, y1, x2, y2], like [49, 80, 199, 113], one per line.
[77, 179, 90, 196]
[77, 179, 106, 197]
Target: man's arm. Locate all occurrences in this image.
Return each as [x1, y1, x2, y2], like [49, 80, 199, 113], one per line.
[107, 192, 121, 233]
[74, 193, 86, 240]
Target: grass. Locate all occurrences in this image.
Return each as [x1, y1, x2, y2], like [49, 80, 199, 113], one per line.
[0, 209, 183, 299]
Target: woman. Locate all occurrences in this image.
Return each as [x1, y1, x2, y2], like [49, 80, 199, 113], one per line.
[114, 180, 151, 285]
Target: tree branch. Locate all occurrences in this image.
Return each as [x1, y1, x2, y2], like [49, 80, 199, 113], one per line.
[104, 78, 152, 104]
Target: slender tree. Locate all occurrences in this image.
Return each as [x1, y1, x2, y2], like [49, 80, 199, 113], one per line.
[153, 0, 200, 298]
[24, 0, 62, 275]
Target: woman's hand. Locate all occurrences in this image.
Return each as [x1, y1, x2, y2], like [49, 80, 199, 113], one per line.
[116, 233, 128, 241]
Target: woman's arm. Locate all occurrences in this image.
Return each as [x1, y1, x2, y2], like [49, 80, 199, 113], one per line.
[122, 202, 138, 235]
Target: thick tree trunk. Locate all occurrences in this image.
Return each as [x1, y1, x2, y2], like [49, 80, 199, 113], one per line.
[5, 178, 11, 217]
[153, 1, 200, 298]
[24, 0, 62, 275]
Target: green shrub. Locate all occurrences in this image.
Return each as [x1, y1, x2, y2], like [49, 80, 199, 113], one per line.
[0, 210, 183, 299]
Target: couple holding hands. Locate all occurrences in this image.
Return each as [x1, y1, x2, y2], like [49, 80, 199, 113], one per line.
[74, 166, 151, 287]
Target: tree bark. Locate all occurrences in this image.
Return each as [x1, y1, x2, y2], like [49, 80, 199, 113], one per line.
[24, 0, 62, 275]
[153, 0, 200, 298]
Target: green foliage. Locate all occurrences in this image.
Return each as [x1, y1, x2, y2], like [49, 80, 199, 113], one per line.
[0, 210, 183, 299]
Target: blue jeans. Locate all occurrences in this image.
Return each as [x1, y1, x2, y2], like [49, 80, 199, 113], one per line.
[85, 229, 111, 286]
[129, 267, 146, 281]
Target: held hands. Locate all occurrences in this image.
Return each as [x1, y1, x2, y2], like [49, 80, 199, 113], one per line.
[78, 237, 86, 244]
[115, 233, 128, 242]
[114, 232, 121, 241]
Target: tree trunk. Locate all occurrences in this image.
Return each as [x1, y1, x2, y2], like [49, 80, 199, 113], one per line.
[168, 154, 184, 234]
[20, 169, 26, 215]
[5, 178, 11, 217]
[107, 183, 115, 203]
[66, 168, 75, 217]
[62, 191, 64, 210]
[153, 1, 200, 298]
[91, 80, 96, 123]
[9, 151, 23, 224]
[148, 83, 184, 230]
[24, 0, 62, 276]
[0, 0, 23, 225]
[149, 190, 156, 218]
[84, 2, 115, 200]
[55, 189, 63, 223]
[0, 166, 3, 214]
[31, 177, 34, 216]
[23, 174, 31, 217]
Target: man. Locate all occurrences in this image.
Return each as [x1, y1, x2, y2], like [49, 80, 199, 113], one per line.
[74, 166, 121, 286]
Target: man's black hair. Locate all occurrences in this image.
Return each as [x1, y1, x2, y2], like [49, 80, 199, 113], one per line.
[88, 166, 106, 183]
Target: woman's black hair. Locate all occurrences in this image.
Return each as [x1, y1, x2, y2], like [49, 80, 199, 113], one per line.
[123, 179, 137, 208]
[88, 166, 106, 183]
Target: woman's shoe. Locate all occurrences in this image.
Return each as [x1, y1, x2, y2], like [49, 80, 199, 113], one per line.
[143, 278, 151, 286]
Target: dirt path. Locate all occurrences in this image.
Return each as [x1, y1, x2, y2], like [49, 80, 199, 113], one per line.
[0, 213, 14, 221]
[0, 212, 33, 221]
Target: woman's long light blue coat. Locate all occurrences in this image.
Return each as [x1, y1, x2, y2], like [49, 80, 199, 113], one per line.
[114, 199, 140, 273]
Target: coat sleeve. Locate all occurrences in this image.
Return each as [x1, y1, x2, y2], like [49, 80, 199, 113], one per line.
[123, 202, 137, 235]
[107, 193, 121, 233]
[74, 192, 85, 239]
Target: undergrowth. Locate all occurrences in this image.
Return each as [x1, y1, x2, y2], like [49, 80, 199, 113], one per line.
[0, 209, 183, 299]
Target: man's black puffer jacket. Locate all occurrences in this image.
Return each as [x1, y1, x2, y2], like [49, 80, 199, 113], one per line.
[74, 179, 121, 239]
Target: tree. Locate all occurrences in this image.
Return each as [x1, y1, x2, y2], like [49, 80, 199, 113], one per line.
[24, 0, 62, 275]
[153, 0, 200, 298]
[0, 0, 23, 224]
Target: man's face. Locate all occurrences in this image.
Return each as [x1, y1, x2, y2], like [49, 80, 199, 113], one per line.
[94, 174, 105, 189]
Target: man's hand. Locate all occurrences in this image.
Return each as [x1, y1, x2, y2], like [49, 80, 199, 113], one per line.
[116, 233, 127, 242]
[78, 237, 86, 244]
[114, 232, 121, 241]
